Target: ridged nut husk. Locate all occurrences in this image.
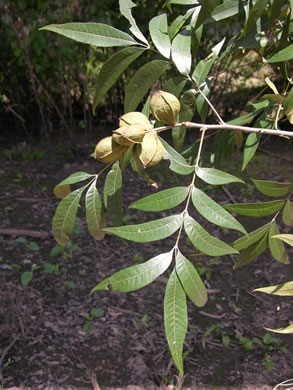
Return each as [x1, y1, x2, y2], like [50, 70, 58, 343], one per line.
[119, 112, 153, 129]
[112, 124, 146, 146]
[95, 136, 128, 163]
[150, 90, 180, 125]
[133, 131, 163, 168]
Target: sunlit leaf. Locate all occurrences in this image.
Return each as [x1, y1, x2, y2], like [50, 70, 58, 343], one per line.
[195, 166, 244, 185]
[93, 47, 145, 113]
[204, 0, 245, 23]
[53, 184, 71, 200]
[233, 223, 270, 251]
[268, 44, 293, 63]
[168, 8, 194, 39]
[224, 200, 285, 217]
[271, 234, 293, 247]
[129, 186, 189, 211]
[91, 250, 173, 293]
[176, 250, 207, 307]
[40, 23, 138, 47]
[282, 200, 293, 226]
[233, 234, 268, 269]
[52, 186, 86, 245]
[184, 215, 238, 256]
[192, 187, 247, 234]
[264, 325, 293, 334]
[269, 222, 289, 264]
[164, 268, 187, 375]
[124, 60, 169, 112]
[104, 214, 182, 242]
[160, 137, 194, 175]
[149, 14, 171, 59]
[86, 179, 105, 240]
[240, 0, 268, 37]
[104, 161, 123, 226]
[252, 179, 293, 197]
[171, 27, 191, 75]
[57, 172, 94, 186]
[119, 0, 149, 45]
[254, 281, 293, 296]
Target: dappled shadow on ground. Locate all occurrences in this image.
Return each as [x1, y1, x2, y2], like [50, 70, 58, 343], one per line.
[0, 139, 293, 389]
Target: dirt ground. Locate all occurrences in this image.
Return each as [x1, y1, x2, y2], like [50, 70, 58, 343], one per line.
[0, 136, 293, 390]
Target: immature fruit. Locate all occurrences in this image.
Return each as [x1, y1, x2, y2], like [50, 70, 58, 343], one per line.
[119, 112, 153, 129]
[150, 90, 180, 125]
[112, 124, 146, 146]
[133, 131, 164, 168]
[95, 136, 128, 163]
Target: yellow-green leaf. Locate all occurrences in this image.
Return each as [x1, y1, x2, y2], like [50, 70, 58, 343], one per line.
[53, 184, 71, 200]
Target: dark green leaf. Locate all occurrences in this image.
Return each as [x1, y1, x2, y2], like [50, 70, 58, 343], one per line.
[168, 8, 194, 39]
[192, 187, 247, 234]
[252, 179, 293, 197]
[196, 81, 210, 122]
[119, 0, 149, 45]
[254, 281, 293, 296]
[86, 179, 105, 240]
[282, 200, 293, 226]
[104, 214, 182, 242]
[129, 186, 189, 211]
[149, 14, 171, 59]
[171, 27, 191, 75]
[242, 132, 261, 171]
[194, 0, 222, 29]
[195, 166, 244, 185]
[160, 137, 194, 175]
[21, 271, 33, 286]
[93, 47, 145, 113]
[176, 250, 207, 307]
[240, 0, 268, 37]
[164, 268, 187, 375]
[224, 200, 285, 217]
[57, 172, 94, 186]
[91, 250, 173, 293]
[233, 234, 268, 269]
[284, 87, 293, 112]
[124, 60, 169, 112]
[53, 186, 86, 245]
[40, 23, 138, 47]
[104, 161, 123, 226]
[163, 76, 187, 97]
[184, 215, 238, 256]
[233, 223, 270, 251]
[269, 223, 289, 264]
[268, 44, 293, 63]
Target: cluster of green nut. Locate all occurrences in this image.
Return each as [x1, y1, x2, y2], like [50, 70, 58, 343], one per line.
[94, 90, 180, 168]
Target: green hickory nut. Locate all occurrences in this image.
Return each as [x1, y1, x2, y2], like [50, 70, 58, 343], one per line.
[95, 136, 128, 163]
[112, 124, 146, 146]
[133, 131, 164, 168]
[150, 90, 180, 125]
[119, 111, 153, 129]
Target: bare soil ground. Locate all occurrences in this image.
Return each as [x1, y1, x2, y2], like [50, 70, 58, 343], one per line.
[0, 137, 293, 390]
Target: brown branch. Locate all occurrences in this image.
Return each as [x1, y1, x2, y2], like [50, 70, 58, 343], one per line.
[0, 228, 49, 239]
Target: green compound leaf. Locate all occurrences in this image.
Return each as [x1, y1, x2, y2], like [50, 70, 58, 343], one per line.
[93, 47, 145, 113]
[124, 60, 169, 112]
[252, 179, 293, 197]
[86, 179, 105, 241]
[129, 186, 189, 212]
[264, 324, 293, 334]
[104, 214, 182, 242]
[91, 250, 173, 293]
[160, 137, 194, 175]
[254, 281, 293, 296]
[56, 172, 94, 186]
[271, 234, 293, 247]
[53, 186, 86, 245]
[269, 222, 289, 264]
[164, 268, 187, 376]
[40, 23, 138, 47]
[104, 161, 123, 227]
[192, 187, 247, 234]
[268, 44, 293, 63]
[233, 223, 271, 251]
[224, 200, 285, 217]
[176, 250, 207, 307]
[184, 215, 238, 256]
[233, 233, 268, 270]
[149, 13, 171, 59]
[195, 167, 244, 185]
[171, 27, 191, 75]
[282, 200, 293, 226]
[119, 0, 149, 45]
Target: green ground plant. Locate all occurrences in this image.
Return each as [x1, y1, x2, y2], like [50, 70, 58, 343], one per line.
[41, 0, 293, 381]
